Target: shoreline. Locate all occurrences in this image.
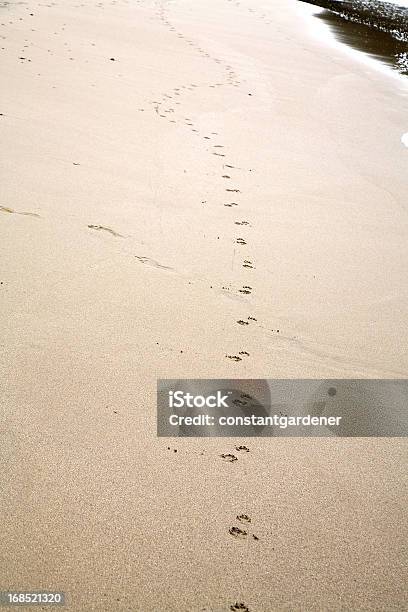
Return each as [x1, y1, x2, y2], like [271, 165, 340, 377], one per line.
[296, 0, 408, 86]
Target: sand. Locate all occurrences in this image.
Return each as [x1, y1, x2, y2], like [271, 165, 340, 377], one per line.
[1, 0, 407, 610]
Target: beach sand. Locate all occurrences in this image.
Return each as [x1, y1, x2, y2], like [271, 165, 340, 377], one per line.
[1, 0, 407, 609]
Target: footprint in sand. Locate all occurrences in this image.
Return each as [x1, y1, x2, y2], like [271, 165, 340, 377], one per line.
[237, 320, 249, 326]
[235, 445, 250, 452]
[239, 351, 250, 357]
[238, 286, 252, 295]
[0, 205, 40, 218]
[235, 221, 250, 226]
[226, 188, 240, 193]
[236, 238, 246, 245]
[230, 519, 259, 543]
[224, 202, 238, 207]
[243, 260, 254, 268]
[135, 255, 173, 271]
[220, 453, 238, 462]
[230, 604, 250, 612]
[226, 354, 242, 362]
[229, 526, 247, 539]
[88, 224, 124, 237]
[237, 514, 251, 525]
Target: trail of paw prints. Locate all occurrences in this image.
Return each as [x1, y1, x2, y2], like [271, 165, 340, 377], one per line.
[222, 185, 256, 364]
[150, 0, 241, 136]
[154, 0, 240, 88]
[151, 1, 260, 365]
[219, 445, 253, 612]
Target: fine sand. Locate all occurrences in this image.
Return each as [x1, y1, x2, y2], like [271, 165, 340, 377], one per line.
[1, 0, 407, 610]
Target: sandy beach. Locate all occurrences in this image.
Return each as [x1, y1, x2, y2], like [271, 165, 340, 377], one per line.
[1, 0, 408, 609]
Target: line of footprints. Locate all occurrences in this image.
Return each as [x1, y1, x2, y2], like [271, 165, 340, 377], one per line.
[220, 447, 260, 539]
[151, 1, 257, 364]
[225, 444, 256, 612]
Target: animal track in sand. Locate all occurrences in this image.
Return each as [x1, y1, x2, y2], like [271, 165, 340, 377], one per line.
[235, 220, 249, 226]
[243, 260, 254, 268]
[226, 354, 242, 362]
[236, 238, 246, 245]
[226, 188, 240, 193]
[0, 205, 40, 217]
[235, 445, 250, 452]
[229, 526, 247, 539]
[239, 351, 250, 357]
[222, 175, 231, 179]
[88, 224, 124, 237]
[220, 453, 238, 462]
[230, 604, 250, 612]
[238, 286, 252, 295]
[135, 255, 173, 271]
[224, 202, 238, 207]
[213, 152, 225, 157]
[236, 316, 255, 327]
[237, 514, 251, 524]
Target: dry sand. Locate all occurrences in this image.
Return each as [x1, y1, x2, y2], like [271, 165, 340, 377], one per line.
[1, 0, 407, 610]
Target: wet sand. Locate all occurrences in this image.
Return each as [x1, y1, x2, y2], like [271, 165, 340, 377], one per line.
[1, 0, 408, 610]
[300, 0, 408, 76]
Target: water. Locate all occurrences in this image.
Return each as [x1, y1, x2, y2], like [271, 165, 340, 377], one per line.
[298, 0, 408, 77]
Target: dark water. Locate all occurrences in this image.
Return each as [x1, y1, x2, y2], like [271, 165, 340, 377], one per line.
[299, 0, 408, 76]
